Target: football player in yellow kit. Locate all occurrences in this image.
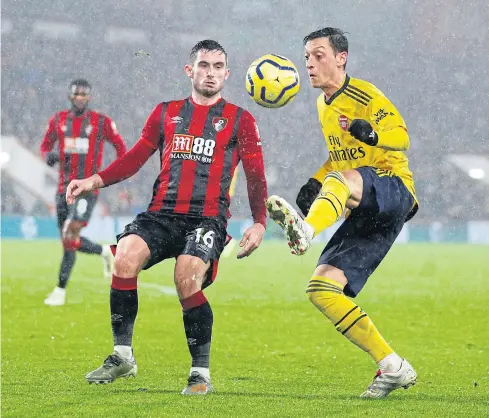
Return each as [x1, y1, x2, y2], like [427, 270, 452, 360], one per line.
[266, 27, 418, 398]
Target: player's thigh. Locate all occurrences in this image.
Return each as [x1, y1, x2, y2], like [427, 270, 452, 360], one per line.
[115, 211, 180, 273]
[182, 218, 226, 262]
[340, 169, 364, 209]
[114, 234, 151, 277]
[179, 217, 227, 289]
[174, 255, 210, 297]
[354, 167, 414, 220]
[316, 213, 403, 298]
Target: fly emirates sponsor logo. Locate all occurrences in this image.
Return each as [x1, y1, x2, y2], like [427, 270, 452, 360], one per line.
[327, 135, 366, 162]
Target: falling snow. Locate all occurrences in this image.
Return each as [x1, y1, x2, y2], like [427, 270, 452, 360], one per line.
[1, 0, 488, 222]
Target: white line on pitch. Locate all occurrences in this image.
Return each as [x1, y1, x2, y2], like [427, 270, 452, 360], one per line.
[81, 277, 177, 296]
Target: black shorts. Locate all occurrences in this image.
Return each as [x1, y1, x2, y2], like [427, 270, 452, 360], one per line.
[318, 167, 417, 298]
[56, 192, 97, 230]
[116, 211, 228, 289]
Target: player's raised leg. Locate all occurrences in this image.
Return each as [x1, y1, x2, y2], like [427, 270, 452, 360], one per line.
[266, 170, 355, 254]
[85, 234, 149, 384]
[175, 255, 214, 395]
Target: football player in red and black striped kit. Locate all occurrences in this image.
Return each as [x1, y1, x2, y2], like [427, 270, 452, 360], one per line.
[66, 41, 268, 394]
[41, 79, 127, 306]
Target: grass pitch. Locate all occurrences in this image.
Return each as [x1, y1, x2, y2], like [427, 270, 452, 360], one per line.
[2, 241, 488, 417]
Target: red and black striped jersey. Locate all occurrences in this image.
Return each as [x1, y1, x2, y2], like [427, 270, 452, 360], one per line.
[40, 109, 127, 195]
[98, 97, 268, 226]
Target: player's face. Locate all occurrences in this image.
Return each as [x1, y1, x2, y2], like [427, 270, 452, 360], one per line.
[69, 86, 91, 111]
[185, 50, 229, 98]
[304, 38, 347, 88]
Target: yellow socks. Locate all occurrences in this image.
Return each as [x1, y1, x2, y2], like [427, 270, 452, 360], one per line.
[306, 276, 393, 363]
[305, 172, 350, 235]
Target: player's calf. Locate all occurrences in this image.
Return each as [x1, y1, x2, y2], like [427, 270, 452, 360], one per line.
[179, 288, 214, 394]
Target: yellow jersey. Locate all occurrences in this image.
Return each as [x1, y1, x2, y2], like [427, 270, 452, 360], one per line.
[313, 75, 417, 203]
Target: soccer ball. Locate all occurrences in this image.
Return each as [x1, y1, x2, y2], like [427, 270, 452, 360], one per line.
[246, 54, 300, 108]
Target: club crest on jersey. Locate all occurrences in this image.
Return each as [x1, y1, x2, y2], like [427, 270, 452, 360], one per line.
[212, 117, 227, 132]
[338, 115, 349, 131]
[85, 125, 93, 135]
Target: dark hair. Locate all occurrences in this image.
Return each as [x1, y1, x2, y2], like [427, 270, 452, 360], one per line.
[69, 79, 91, 91]
[303, 27, 349, 55]
[189, 39, 227, 65]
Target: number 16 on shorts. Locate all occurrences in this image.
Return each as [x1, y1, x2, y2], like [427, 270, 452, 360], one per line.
[195, 227, 215, 249]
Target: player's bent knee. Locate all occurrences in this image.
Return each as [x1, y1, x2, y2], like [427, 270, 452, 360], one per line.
[113, 235, 150, 277]
[313, 264, 348, 287]
[174, 256, 208, 287]
[113, 252, 143, 277]
[306, 267, 347, 310]
[62, 237, 80, 252]
[114, 248, 147, 276]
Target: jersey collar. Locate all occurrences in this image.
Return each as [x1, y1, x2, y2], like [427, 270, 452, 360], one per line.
[189, 96, 224, 107]
[324, 74, 350, 105]
[70, 107, 90, 117]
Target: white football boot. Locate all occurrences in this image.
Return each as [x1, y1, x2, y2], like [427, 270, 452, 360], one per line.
[44, 286, 66, 306]
[360, 359, 417, 398]
[266, 195, 314, 255]
[101, 245, 114, 280]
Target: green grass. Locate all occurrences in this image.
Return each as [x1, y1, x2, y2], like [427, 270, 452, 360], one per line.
[2, 241, 488, 417]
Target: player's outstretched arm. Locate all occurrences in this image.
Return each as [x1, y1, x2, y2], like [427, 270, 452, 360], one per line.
[66, 174, 104, 204]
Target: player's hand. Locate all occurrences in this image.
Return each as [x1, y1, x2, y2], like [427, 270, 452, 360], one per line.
[237, 223, 265, 259]
[296, 178, 322, 216]
[348, 119, 378, 146]
[66, 174, 103, 204]
[46, 152, 59, 167]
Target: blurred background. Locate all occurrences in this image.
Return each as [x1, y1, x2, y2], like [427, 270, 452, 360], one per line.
[2, 0, 489, 242]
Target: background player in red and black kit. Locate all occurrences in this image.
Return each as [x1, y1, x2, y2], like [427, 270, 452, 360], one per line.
[66, 41, 268, 394]
[41, 79, 127, 306]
